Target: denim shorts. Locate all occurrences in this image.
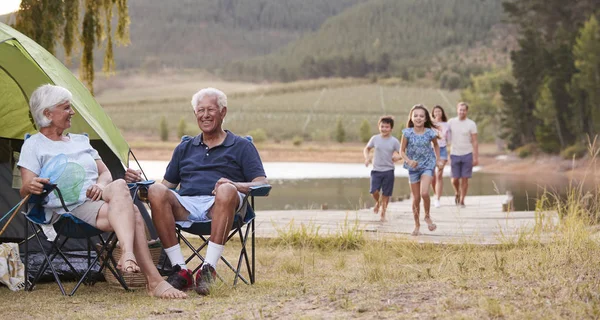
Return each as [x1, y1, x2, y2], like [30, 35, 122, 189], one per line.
[439, 146, 448, 160]
[408, 168, 434, 184]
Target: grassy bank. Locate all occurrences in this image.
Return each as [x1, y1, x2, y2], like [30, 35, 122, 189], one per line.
[3, 193, 600, 319]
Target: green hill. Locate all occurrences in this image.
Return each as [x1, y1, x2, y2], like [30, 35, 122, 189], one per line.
[2, 0, 365, 70]
[222, 0, 508, 85]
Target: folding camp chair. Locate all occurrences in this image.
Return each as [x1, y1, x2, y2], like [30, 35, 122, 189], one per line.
[173, 184, 271, 286]
[23, 183, 128, 296]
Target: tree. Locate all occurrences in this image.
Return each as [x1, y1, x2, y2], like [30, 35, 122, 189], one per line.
[13, 0, 130, 94]
[461, 68, 512, 144]
[177, 117, 187, 138]
[159, 116, 168, 142]
[335, 118, 346, 143]
[570, 15, 600, 138]
[359, 119, 372, 143]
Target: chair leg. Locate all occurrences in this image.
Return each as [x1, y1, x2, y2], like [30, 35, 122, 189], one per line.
[96, 233, 130, 291]
[251, 218, 255, 284]
[29, 223, 67, 295]
[24, 217, 29, 291]
[233, 224, 251, 286]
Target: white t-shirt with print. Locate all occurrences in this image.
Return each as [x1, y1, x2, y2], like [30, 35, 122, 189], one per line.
[448, 117, 477, 156]
[17, 133, 101, 221]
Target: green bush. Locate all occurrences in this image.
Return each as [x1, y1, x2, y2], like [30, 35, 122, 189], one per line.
[159, 115, 169, 141]
[561, 144, 587, 160]
[514, 144, 536, 158]
[292, 135, 303, 146]
[177, 117, 187, 138]
[335, 118, 346, 143]
[247, 128, 268, 143]
[359, 119, 372, 143]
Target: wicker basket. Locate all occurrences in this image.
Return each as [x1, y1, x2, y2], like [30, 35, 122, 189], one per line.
[98, 239, 162, 288]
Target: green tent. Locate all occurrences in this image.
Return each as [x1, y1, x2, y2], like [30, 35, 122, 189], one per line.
[0, 22, 131, 246]
[0, 22, 129, 164]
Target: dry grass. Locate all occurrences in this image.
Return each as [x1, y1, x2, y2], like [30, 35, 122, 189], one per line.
[3, 211, 600, 319]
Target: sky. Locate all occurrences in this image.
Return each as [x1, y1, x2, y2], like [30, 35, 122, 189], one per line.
[0, 0, 20, 16]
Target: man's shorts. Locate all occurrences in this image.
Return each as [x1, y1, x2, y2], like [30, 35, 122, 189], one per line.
[172, 190, 246, 223]
[370, 170, 395, 196]
[439, 146, 448, 160]
[408, 168, 434, 184]
[450, 153, 473, 178]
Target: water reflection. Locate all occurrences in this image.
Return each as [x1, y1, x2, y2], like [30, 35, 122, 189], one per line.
[262, 173, 576, 211]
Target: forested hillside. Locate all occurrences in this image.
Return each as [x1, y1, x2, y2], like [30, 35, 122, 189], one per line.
[223, 0, 508, 85]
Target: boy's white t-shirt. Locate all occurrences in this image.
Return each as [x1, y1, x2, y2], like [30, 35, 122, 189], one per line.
[17, 133, 101, 220]
[448, 117, 477, 156]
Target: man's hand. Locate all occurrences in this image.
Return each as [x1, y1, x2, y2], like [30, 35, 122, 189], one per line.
[364, 158, 370, 167]
[28, 177, 50, 195]
[86, 183, 104, 201]
[392, 154, 402, 162]
[213, 178, 237, 195]
[124, 168, 142, 183]
[473, 157, 479, 166]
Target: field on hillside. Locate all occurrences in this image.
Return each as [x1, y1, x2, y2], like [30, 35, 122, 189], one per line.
[97, 77, 460, 141]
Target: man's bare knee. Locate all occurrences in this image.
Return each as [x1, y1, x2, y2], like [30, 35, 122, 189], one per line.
[214, 184, 239, 212]
[148, 183, 170, 201]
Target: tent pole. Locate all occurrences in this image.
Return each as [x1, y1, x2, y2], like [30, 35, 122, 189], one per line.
[0, 194, 30, 237]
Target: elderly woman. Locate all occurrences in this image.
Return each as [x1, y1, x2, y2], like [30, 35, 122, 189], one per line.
[18, 84, 186, 299]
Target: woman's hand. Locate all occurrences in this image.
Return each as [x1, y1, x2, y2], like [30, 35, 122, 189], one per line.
[86, 184, 104, 201]
[408, 159, 418, 168]
[436, 160, 445, 170]
[28, 177, 50, 195]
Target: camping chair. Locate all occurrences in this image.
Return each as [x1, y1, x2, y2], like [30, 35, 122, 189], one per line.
[174, 184, 271, 286]
[140, 135, 271, 286]
[23, 183, 129, 296]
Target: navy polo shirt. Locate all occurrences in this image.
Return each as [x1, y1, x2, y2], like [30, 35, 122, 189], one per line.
[164, 131, 266, 197]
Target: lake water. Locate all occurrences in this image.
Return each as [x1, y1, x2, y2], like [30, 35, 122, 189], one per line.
[135, 161, 578, 211]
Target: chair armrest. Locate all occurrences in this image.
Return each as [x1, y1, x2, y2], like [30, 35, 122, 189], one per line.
[248, 184, 271, 197]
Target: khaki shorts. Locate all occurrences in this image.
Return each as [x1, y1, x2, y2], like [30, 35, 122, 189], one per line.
[66, 200, 105, 227]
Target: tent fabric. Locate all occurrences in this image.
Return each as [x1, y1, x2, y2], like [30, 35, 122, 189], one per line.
[0, 22, 134, 251]
[0, 22, 129, 165]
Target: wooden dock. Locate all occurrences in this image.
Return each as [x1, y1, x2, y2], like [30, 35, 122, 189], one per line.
[254, 195, 557, 244]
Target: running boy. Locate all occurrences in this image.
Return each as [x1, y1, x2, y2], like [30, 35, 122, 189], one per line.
[363, 116, 401, 222]
[400, 105, 444, 236]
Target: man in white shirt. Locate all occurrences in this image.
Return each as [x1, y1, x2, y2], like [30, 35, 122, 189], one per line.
[447, 102, 478, 207]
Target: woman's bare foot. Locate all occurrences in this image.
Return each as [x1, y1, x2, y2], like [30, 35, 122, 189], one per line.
[411, 228, 421, 236]
[147, 280, 187, 299]
[424, 217, 437, 232]
[118, 251, 140, 273]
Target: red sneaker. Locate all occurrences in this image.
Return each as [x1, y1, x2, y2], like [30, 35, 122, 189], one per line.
[194, 264, 216, 295]
[166, 265, 193, 291]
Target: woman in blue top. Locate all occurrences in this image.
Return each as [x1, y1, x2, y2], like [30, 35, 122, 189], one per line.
[400, 104, 443, 236]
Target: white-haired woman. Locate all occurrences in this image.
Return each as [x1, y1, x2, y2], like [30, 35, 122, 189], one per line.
[18, 84, 186, 299]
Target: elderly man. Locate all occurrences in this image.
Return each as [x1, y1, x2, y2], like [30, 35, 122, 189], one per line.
[447, 102, 478, 208]
[126, 87, 267, 295]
